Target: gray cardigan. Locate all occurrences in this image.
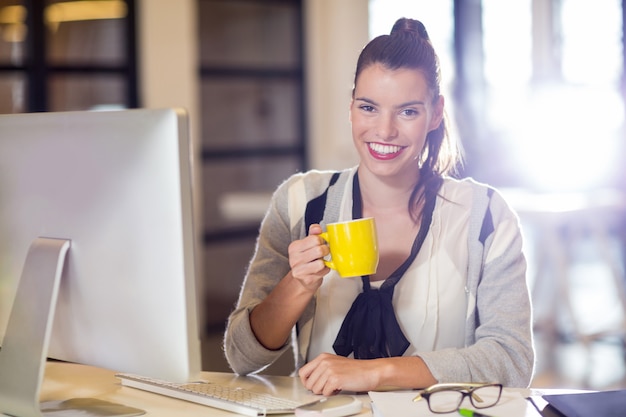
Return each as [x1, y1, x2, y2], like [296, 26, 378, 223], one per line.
[224, 167, 535, 387]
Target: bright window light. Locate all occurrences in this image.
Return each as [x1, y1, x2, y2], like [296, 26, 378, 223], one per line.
[483, 0, 623, 191]
[561, 0, 622, 86]
[483, 0, 532, 88]
[509, 86, 623, 191]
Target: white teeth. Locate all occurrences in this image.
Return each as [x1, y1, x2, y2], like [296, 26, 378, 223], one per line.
[368, 142, 403, 155]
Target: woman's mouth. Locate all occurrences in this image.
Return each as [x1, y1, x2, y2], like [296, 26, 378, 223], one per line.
[367, 142, 406, 160]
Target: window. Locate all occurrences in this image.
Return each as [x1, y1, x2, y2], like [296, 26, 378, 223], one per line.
[482, 0, 623, 191]
[0, 0, 137, 113]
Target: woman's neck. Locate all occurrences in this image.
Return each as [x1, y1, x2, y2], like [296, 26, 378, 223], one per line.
[357, 168, 420, 216]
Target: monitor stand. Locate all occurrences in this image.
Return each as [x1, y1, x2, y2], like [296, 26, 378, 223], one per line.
[0, 238, 145, 417]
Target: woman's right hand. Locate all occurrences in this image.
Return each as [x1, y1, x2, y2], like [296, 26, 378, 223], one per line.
[287, 224, 330, 291]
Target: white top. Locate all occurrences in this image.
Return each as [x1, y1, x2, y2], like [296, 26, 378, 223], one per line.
[307, 180, 470, 361]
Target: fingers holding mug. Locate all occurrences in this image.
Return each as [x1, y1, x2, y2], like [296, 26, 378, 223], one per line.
[288, 224, 331, 287]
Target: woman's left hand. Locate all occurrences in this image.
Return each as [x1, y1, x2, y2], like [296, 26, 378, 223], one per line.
[298, 353, 382, 395]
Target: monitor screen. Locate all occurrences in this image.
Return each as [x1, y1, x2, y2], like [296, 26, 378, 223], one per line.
[0, 108, 202, 385]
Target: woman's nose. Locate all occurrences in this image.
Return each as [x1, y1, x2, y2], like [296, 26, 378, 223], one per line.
[375, 114, 398, 140]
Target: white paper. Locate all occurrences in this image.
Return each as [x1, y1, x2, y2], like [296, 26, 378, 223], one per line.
[368, 388, 541, 417]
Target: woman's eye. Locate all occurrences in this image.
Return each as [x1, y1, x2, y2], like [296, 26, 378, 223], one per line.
[359, 105, 375, 112]
[401, 108, 418, 117]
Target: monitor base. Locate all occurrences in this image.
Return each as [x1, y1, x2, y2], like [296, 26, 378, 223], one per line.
[0, 238, 145, 417]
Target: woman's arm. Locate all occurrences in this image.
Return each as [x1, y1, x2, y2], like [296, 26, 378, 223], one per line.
[419, 189, 535, 387]
[224, 171, 340, 375]
[223, 180, 296, 374]
[249, 224, 328, 350]
[299, 354, 437, 395]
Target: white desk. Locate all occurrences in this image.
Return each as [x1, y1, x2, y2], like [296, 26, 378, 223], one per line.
[9, 361, 562, 416]
[33, 361, 371, 416]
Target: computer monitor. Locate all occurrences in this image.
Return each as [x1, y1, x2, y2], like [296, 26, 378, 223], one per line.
[0, 108, 202, 415]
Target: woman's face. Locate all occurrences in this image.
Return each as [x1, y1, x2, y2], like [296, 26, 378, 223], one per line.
[350, 63, 443, 182]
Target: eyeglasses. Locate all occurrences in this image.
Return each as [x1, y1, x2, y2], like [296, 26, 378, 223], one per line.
[412, 382, 503, 414]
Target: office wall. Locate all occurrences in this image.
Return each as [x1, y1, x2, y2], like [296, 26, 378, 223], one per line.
[137, 0, 199, 140]
[304, 0, 368, 170]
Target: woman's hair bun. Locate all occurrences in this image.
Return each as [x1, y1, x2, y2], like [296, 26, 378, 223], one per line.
[390, 17, 430, 40]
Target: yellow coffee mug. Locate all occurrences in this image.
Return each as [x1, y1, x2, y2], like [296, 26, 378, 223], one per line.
[320, 217, 379, 278]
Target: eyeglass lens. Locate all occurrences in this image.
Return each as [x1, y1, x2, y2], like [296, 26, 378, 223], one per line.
[427, 385, 502, 413]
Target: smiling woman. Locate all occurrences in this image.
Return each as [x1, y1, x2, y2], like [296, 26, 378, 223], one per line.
[224, 17, 535, 395]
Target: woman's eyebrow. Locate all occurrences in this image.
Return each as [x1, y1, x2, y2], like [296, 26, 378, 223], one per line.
[354, 96, 377, 105]
[354, 96, 427, 108]
[397, 100, 427, 107]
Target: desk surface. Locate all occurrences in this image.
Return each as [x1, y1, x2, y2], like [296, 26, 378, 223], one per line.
[34, 361, 370, 416]
[5, 361, 563, 416]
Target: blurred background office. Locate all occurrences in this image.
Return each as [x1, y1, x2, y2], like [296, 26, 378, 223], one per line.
[0, 0, 625, 390]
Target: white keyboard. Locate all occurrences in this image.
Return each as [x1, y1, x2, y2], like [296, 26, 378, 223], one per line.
[116, 373, 308, 416]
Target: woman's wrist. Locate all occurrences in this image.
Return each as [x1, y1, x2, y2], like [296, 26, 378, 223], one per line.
[375, 356, 437, 390]
[285, 270, 323, 297]
[250, 271, 317, 349]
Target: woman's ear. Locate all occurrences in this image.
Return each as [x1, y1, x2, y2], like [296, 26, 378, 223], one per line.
[428, 95, 444, 132]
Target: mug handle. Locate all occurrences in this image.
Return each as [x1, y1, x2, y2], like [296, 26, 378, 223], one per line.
[319, 232, 335, 270]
